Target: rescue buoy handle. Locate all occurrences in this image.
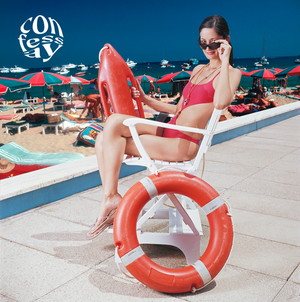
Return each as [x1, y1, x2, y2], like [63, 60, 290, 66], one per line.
[98, 46, 108, 63]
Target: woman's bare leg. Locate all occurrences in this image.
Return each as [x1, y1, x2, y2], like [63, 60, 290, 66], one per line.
[88, 113, 198, 237]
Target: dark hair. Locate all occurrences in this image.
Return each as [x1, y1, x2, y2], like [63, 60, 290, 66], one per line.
[199, 15, 233, 66]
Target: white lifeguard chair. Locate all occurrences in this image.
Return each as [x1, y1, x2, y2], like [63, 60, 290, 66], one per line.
[119, 108, 223, 264]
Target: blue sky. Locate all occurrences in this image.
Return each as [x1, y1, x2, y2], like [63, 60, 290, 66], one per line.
[1, 0, 299, 68]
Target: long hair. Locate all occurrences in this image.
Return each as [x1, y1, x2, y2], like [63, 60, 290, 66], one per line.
[199, 15, 233, 66]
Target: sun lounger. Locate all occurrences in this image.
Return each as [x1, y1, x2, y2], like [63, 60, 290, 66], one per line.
[4, 120, 29, 134]
[0, 141, 85, 165]
[0, 106, 12, 112]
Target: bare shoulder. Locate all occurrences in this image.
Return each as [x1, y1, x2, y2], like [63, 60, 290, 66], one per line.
[229, 66, 242, 77]
[192, 64, 205, 76]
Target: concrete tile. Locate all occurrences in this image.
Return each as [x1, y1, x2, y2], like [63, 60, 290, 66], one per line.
[200, 171, 247, 189]
[79, 183, 132, 201]
[247, 129, 300, 142]
[267, 158, 300, 174]
[0, 212, 115, 267]
[231, 208, 300, 246]
[0, 238, 88, 302]
[280, 152, 300, 163]
[290, 264, 300, 284]
[222, 189, 300, 221]
[173, 265, 285, 302]
[0, 294, 17, 302]
[206, 148, 286, 168]
[35, 268, 183, 302]
[37, 195, 102, 226]
[228, 233, 300, 279]
[236, 134, 300, 148]
[273, 281, 300, 302]
[232, 178, 300, 201]
[195, 160, 260, 177]
[249, 168, 300, 186]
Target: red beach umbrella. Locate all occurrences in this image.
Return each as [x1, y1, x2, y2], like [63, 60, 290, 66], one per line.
[246, 68, 276, 80]
[20, 71, 71, 120]
[69, 76, 90, 85]
[20, 70, 71, 86]
[135, 75, 157, 82]
[275, 65, 300, 77]
[0, 77, 31, 95]
[157, 71, 192, 84]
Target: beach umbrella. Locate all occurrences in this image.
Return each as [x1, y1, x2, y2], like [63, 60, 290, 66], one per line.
[268, 67, 283, 74]
[135, 74, 157, 91]
[156, 71, 192, 84]
[275, 65, 300, 77]
[0, 77, 31, 95]
[238, 69, 249, 76]
[246, 69, 276, 80]
[20, 71, 71, 120]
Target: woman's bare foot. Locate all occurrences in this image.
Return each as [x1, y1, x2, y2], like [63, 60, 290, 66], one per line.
[87, 193, 122, 239]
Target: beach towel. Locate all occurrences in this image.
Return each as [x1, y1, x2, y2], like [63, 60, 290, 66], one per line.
[77, 123, 104, 146]
[0, 114, 19, 120]
[228, 104, 255, 116]
[0, 163, 50, 180]
[0, 142, 85, 165]
[61, 112, 103, 124]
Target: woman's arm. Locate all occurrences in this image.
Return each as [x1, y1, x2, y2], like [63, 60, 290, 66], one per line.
[213, 40, 241, 109]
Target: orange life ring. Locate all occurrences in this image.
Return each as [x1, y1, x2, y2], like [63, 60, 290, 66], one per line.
[98, 44, 144, 118]
[114, 171, 234, 294]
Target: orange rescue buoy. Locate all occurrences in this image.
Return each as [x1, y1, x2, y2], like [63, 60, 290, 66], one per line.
[98, 44, 144, 118]
[114, 171, 234, 294]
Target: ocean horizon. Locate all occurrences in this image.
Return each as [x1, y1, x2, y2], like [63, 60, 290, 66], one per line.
[2, 55, 299, 102]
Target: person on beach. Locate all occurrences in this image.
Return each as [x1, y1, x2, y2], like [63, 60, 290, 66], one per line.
[273, 87, 300, 96]
[79, 94, 104, 119]
[87, 15, 241, 239]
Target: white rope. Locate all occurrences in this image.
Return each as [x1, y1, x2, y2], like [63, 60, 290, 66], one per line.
[115, 246, 135, 279]
[98, 46, 108, 63]
[223, 198, 232, 217]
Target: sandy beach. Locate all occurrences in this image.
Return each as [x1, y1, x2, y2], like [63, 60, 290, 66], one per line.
[0, 93, 298, 158]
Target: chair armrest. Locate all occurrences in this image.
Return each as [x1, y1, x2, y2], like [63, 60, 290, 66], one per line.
[123, 118, 210, 136]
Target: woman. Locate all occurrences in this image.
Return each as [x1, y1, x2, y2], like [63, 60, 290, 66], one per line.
[87, 15, 241, 239]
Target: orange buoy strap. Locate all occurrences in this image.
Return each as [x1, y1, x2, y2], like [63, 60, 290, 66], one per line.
[192, 260, 212, 285]
[139, 177, 158, 199]
[201, 196, 224, 215]
[120, 246, 145, 267]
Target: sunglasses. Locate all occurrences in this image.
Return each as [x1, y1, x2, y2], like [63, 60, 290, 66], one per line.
[197, 39, 221, 50]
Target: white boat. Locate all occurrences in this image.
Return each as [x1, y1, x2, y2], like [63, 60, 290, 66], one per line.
[50, 66, 60, 71]
[58, 67, 69, 75]
[254, 33, 269, 66]
[10, 66, 28, 73]
[77, 64, 88, 71]
[160, 59, 168, 66]
[126, 59, 137, 68]
[295, 58, 300, 64]
[0, 67, 10, 73]
[74, 71, 87, 77]
[62, 63, 77, 69]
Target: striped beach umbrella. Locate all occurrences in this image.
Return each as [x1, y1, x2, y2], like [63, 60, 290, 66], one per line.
[275, 65, 300, 77]
[0, 77, 31, 95]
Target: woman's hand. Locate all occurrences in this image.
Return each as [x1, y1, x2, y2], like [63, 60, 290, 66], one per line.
[131, 87, 140, 100]
[215, 39, 231, 63]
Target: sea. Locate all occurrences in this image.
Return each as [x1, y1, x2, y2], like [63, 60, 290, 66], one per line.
[2, 55, 300, 102]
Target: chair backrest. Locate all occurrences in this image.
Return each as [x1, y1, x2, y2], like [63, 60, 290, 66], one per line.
[98, 44, 145, 118]
[187, 108, 223, 174]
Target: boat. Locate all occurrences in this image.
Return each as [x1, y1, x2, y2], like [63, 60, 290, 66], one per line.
[254, 32, 269, 66]
[10, 66, 28, 73]
[74, 71, 87, 77]
[181, 63, 191, 69]
[295, 58, 300, 64]
[90, 63, 99, 69]
[50, 66, 60, 71]
[62, 63, 77, 69]
[160, 59, 168, 65]
[167, 64, 175, 68]
[58, 67, 69, 75]
[0, 67, 10, 73]
[77, 64, 88, 71]
[126, 59, 137, 68]
[189, 58, 199, 65]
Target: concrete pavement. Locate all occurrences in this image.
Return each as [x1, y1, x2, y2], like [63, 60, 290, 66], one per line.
[1, 115, 299, 302]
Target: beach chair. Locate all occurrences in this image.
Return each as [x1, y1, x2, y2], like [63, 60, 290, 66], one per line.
[118, 108, 223, 264]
